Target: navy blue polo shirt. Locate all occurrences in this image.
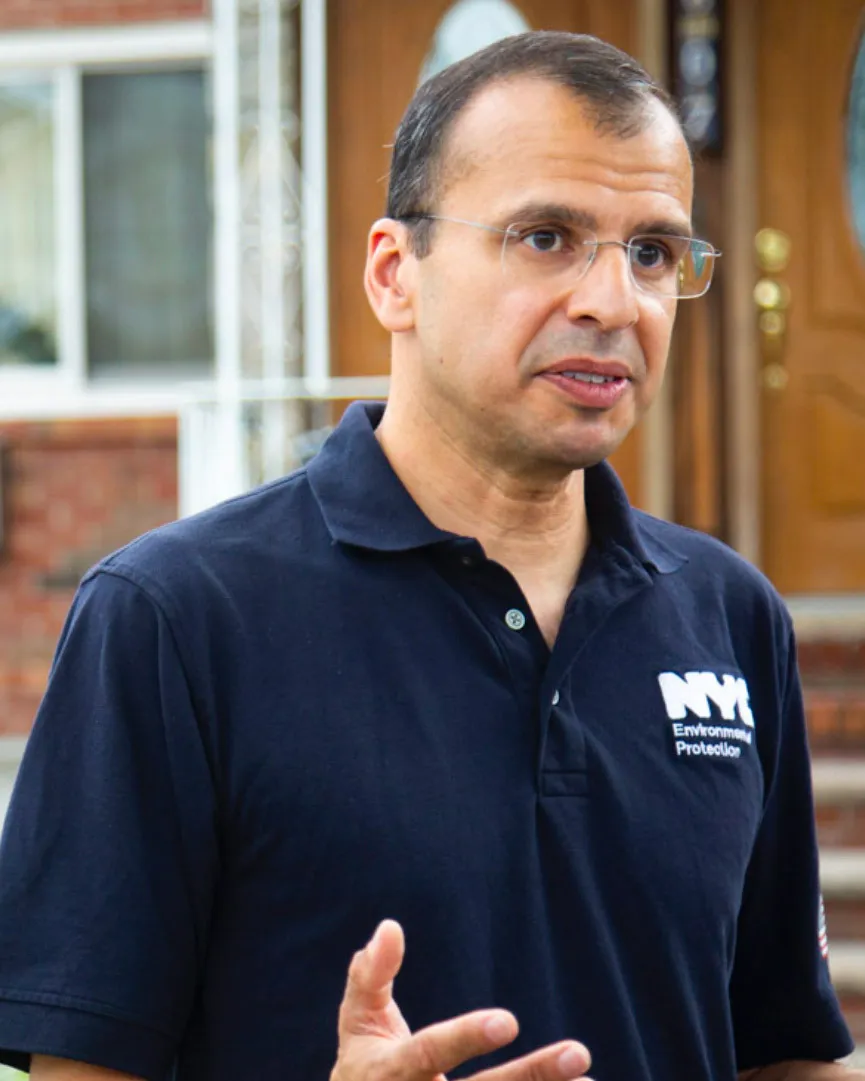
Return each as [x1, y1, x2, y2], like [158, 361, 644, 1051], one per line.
[0, 402, 852, 1081]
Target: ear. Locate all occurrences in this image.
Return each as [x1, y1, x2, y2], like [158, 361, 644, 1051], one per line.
[363, 218, 417, 333]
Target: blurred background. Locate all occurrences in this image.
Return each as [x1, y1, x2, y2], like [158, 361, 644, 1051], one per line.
[0, 0, 863, 1063]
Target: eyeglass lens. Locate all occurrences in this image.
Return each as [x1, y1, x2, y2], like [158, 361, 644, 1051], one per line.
[500, 224, 717, 298]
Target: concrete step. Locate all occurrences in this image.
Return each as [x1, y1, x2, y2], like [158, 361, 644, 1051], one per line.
[813, 758, 865, 802]
[789, 598, 865, 645]
[829, 943, 865, 994]
[821, 849, 865, 897]
[818, 850, 865, 944]
[811, 759, 865, 848]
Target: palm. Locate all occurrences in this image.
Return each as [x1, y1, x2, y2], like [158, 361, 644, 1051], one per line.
[332, 920, 589, 1081]
[348, 993, 412, 1043]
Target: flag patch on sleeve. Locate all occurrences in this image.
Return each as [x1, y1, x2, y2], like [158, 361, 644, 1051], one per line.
[818, 895, 829, 960]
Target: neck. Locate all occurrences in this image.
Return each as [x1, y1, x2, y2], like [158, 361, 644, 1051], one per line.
[375, 396, 590, 604]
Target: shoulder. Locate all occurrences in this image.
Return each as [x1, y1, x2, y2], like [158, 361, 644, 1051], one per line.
[83, 468, 321, 617]
[633, 509, 793, 635]
[634, 509, 783, 596]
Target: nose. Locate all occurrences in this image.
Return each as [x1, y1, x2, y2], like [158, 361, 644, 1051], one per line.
[563, 241, 640, 330]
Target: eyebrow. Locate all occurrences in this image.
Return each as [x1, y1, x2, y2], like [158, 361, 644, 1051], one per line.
[497, 201, 694, 240]
[497, 202, 599, 231]
[632, 218, 694, 240]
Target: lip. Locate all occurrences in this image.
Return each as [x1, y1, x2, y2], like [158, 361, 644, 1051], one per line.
[541, 357, 633, 380]
[537, 358, 633, 411]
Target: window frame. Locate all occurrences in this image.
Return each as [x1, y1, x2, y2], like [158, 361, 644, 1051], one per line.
[0, 20, 214, 417]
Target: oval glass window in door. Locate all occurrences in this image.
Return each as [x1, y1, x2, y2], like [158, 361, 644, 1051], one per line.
[848, 28, 865, 253]
[419, 0, 531, 85]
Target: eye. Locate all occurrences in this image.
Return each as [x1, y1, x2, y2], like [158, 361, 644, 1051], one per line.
[519, 227, 569, 254]
[631, 237, 677, 271]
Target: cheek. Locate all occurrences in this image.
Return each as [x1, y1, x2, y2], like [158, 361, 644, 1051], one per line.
[427, 282, 545, 376]
[638, 302, 676, 384]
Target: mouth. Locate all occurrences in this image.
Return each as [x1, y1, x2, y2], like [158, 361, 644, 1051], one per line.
[555, 371, 623, 386]
[542, 356, 632, 380]
[537, 361, 632, 410]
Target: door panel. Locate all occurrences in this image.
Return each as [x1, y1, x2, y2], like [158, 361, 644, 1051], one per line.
[328, 0, 644, 502]
[758, 1, 865, 591]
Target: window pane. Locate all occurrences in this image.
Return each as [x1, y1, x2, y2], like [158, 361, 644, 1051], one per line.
[848, 32, 865, 254]
[419, 0, 530, 84]
[0, 81, 57, 368]
[83, 70, 213, 378]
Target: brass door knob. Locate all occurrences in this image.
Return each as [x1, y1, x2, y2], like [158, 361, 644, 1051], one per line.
[753, 278, 790, 312]
[753, 269, 790, 391]
[762, 362, 789, 392]
[755, 228, 791, 274]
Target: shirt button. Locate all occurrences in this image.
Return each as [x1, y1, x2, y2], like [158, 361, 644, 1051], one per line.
[552, 690, 560, 706]
[504, 608, 526, 631]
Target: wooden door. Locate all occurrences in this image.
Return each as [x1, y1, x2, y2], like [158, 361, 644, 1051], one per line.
[758, 1, 865, 592]
[327, 0, 644, 502]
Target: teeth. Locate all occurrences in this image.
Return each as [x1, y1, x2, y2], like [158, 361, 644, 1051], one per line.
[561, 371, 616, 384]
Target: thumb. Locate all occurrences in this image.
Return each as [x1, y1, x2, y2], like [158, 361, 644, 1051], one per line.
[339, 919, 406, 1033]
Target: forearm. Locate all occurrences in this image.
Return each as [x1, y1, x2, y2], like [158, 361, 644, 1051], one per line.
[30, 1054, 145, 1081]
[740, 1062, 865, 1081]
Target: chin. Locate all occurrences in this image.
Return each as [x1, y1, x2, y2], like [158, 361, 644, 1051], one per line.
[543, 427, 630, 472]
[560, 448, 615, 472]
[519, 442, 614, 476]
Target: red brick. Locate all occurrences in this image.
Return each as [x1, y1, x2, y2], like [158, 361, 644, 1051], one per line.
[799, 640, 865, 680]
[0, 417, 178, 733]
[816, 803, 865, 848]
[843, 699, 865, 738]
[837, 994, 865, 1048]
[808, 693, 843, 739]
[824, 899, 865, 943]
[0, 0, 207, 30]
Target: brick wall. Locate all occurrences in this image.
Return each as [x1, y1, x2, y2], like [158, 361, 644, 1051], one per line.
[802, 640, 865, 753]
[0, 417, 178, 735]
[0, 0, 207, 31]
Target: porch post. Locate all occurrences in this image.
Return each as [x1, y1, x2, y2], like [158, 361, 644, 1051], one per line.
[301, 0, 330, 396]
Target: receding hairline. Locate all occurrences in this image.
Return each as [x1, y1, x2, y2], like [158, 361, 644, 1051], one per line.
[418, 73, 687, 215]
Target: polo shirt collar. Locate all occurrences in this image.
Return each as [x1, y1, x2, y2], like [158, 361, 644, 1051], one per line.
[308, 401, 451, 551]
[308, 401, 687, 574]
[584, 457, 687, 575]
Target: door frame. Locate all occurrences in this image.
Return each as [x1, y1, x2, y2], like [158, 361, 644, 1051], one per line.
[722, 0, 761, 567]
[722, 0, 865, 628]
[637, 0, 675, 522]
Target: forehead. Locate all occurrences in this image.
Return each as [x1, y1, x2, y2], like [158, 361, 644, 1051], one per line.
[438, 77, 693, 225]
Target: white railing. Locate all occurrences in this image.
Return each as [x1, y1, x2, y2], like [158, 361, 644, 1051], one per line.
[177, 376, 390, 517]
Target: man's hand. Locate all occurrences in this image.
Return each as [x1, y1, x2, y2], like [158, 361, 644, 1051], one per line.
[331, 919, 592, 1081]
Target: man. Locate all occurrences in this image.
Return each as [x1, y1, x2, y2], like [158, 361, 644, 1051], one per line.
[0, 30, 854, 1081]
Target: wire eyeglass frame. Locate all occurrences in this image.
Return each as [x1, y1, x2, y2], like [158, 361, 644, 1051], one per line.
[399, 213, 721, 300]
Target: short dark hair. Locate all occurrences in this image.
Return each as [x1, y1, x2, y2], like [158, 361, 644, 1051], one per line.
[386, 31, 682, 257]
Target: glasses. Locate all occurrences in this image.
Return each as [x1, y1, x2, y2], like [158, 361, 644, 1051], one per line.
[401, 214, 721, 300]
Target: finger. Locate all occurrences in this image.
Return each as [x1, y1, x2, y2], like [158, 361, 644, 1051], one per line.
[339, 919, 405, 1029]
[468, 1039, 591, 1081]
[394, 1008, 519, 1079]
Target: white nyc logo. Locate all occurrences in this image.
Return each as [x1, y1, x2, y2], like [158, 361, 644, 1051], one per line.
[657, 671, 755, 728]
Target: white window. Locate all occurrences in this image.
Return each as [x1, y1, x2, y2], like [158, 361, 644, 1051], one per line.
[0, 22, 213, 409]
[83, 68, 213, 381]
[0, 78, 57, 369]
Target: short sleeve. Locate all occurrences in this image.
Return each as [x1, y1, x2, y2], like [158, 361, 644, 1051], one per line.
[0, 570, 219, 1080]
[730, 628, 853, 1069]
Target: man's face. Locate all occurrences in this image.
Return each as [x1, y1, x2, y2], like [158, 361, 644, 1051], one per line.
[393, 77, 694, 475]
